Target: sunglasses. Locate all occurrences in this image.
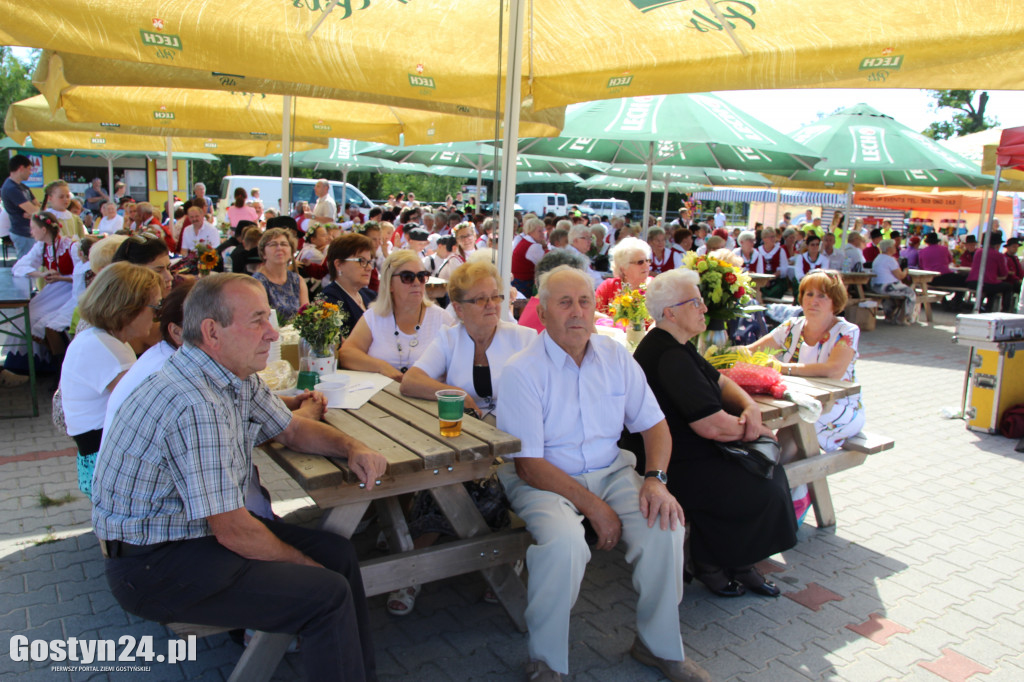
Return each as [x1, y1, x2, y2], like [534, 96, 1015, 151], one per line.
[343, 257, 374, 269]
[667, 296, 704, 310]
[631, 258, 652, 266]
[392, 270, 429, 284]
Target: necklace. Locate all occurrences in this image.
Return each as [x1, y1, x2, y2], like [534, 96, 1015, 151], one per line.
[393, 304, 424, 373]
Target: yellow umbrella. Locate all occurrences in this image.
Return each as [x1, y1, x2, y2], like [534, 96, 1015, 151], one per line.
[49, 86, 560, 147]
[3, 1, 1024, 113]
[6, 96, 327, 155]
[32, 51, 565, 129]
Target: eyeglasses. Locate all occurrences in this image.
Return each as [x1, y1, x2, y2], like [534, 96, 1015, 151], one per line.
[392, 270, 429, 284]
[631, 258, 652, 266]
[459, 294, 505, 306]
[147, 300, 163, 319]
[667, 296, 704, 311]
[343, 257, 374, 269]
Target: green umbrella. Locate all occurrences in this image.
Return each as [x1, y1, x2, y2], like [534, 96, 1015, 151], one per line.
[363, 141, 597, 208]
[517, 93, 820, 229]
[780, 103, 997, 239]
[429, 165, 582, 185]
[597, 163, 770, 218]
[253, 138, 411, 208]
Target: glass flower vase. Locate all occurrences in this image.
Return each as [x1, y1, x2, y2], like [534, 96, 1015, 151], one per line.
[625, 323, 646, 347]
[697, 319, 730, 356]
[299, 338, 338, 376]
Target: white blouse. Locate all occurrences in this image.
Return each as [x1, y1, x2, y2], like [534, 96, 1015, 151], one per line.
[363, 304, 455, 372]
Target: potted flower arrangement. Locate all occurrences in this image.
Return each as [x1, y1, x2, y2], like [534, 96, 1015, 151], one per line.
[291, 297, 347, 375]
[608, 285, 650, 346]
[681, 252, 753, 351]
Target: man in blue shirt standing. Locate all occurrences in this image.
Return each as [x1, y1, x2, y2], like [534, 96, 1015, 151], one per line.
[1, 155, 40, 258]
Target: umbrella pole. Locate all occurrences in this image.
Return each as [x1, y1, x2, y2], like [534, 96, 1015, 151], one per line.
[280, 95, 292, 215]
[660, 178, 670, 223]
[497, 0, 525, 321]
[107, 158, 114, 205]
[164, 137, 175, 221]
[341, 167, 349, 214]
[972, 165, 1003, 314]
[843, 172, 855, 245]
[641, 142, 654, 238]
[773, 188, 780, 228]
[476, 167, 483, 212]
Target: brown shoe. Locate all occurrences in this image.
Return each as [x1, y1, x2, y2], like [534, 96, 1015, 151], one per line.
[525, 659, 562, 681]
[631, 637, 711, 682]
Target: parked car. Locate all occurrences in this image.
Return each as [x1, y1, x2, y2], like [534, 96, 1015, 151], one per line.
[579, 198, 631, 218]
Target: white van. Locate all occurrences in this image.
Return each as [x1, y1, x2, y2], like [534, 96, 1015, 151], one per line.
[217, 175, 375, 218]
[515, 192, 568, 217]
[580, 198, 631, 219]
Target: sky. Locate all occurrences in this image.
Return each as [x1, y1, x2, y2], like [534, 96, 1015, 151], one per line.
[9, 47, 1024, 138]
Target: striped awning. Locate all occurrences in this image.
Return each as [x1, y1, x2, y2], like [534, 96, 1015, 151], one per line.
[693, 189, 848, 206]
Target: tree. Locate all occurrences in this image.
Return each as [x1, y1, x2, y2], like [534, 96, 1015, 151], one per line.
[922, 90, 998, 140]
[0, 47, 39, 127]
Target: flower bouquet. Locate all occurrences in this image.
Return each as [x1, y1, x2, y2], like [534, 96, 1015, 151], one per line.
[608, 285, 650, 331]
[196, 242, 219, 276]
[291, 297, 347, 374]
[681, 252, 754, 352]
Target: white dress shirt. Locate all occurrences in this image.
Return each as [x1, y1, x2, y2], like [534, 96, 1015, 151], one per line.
[498, 332, 664, 475]
[180, 222, 221, 252]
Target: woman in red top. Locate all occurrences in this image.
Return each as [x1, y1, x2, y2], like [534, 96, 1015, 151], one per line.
[595, 236, 653, 314]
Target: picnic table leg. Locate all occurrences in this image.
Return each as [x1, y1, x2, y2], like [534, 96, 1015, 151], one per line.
[779, 419, 837, 529]
[374, 497, 415, 553]
[226, 632, 295, 682]
[318, 500, 372, 537]
[429, 483, 529, 633]
[920, 280, 934, 324]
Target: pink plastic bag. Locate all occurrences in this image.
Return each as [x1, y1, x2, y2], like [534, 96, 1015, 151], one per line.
[721, 362, 786, 399]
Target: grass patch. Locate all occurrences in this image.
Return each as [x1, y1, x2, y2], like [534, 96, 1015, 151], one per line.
[34, 526, 59, 546]
[38, 490, 75, 508]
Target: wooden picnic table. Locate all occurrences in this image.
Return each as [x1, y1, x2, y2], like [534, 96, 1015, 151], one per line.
[838, 271, 873, 304]
[908, 268, 941, 324]
[260, 381, 530, 631]
[746, 272, 776, 302]
[0, 268, 38, 417]
[753, 376, 868, 528]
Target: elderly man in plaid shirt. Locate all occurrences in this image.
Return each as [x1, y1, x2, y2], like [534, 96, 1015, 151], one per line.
[92, 273, 387, 682]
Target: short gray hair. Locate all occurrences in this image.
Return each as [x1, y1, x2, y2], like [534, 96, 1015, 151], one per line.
[193, 182, 206, 191]
[878, 238, 895, 254]
[182, 273, 263, 345]
[738, 230, 755, 244]
[568, 224, 591, 243]
[537, 248, 588, 278]
[645, 269, 700, 323]
[610, 236, 652, 276]
[537, 265, 594, 309]
[647, 226, 666, 240]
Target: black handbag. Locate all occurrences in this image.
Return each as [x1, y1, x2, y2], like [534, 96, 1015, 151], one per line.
[715, 435, 781, 480]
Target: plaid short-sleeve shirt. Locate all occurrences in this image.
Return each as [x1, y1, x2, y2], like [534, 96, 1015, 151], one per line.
[92, 344, 292, 544]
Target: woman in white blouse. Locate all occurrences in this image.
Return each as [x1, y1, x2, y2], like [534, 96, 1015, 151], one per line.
[339, 249, 454, 380]
[401, 260, 536, 417]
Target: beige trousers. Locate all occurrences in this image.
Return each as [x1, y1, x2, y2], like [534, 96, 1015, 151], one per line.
[497, 450, 686, 674]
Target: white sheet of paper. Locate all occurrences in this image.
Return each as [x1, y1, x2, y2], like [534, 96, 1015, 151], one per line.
[317, 370, 393, 409]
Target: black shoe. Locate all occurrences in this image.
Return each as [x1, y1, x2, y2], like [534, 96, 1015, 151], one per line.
[732, 566, 781, 597]
[695, 568, 746, 597]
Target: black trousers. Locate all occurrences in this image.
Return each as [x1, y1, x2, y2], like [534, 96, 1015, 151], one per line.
[105, 517, 376, 682]
[966, 280, 1015, 312]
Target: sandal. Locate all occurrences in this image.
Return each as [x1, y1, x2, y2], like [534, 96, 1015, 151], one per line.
[483, 588, 498, 604]
[386, 585, 421, 616]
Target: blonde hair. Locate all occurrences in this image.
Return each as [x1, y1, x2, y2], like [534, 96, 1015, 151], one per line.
[89, 235, 129, 274]
[371, 249, 431, 316]
[79, 262, 161, 333]
[448, 261, 500, 303]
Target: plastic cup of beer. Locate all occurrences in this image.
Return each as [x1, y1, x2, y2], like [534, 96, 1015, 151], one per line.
[435, 389, 467, 437]
[296, 370, 320, 391]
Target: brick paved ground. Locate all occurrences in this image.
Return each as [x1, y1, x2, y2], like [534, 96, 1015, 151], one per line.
[2, 309, 1022, 681]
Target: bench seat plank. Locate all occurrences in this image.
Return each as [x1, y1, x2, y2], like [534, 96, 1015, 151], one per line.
[784, 449, 868, 488]
[843, 431, 896, 454]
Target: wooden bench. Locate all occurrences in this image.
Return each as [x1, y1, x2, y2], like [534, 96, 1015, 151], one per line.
[783, 431, 895, 489]
[164, 624, 293, 682]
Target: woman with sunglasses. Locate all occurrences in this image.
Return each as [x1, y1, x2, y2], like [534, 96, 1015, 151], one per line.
[253, 227, 309, 323]
[321, 233, 378, 340]
[60, 262, 163, 498]
[339, 249, 454, 381]
[626, 269, 797, 600]
[595, 236, 653, 315]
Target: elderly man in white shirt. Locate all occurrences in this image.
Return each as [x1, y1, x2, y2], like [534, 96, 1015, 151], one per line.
[496, 266, 708, 682]
[312, 179, 337, 225]
[179, 205, 221, 255]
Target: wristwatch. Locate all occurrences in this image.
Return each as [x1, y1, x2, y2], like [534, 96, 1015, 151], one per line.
[644, 470, 668, 485]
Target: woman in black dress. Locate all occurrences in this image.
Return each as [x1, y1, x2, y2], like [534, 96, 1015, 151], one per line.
[629, 268, 798, 598]
[321, 233, 377, 339]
